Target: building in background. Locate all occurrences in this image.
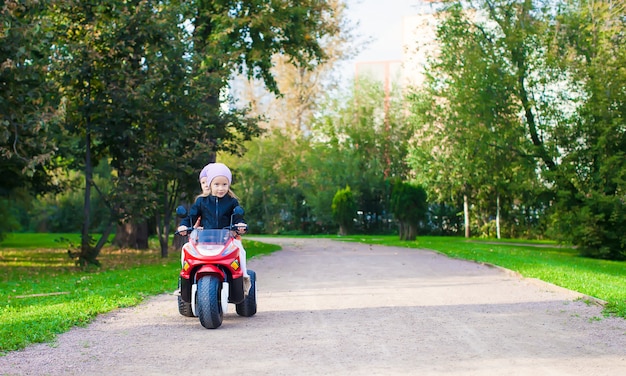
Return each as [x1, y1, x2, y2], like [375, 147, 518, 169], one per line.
[353, 1, 441, 94]
[401, 6, 440, 90]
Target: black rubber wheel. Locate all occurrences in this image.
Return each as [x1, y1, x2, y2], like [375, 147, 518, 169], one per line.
[178, 278, 194, 317]
[178, 295, 194, 317]
[236, 270, 257, 317]
[197, 275, 223, 329]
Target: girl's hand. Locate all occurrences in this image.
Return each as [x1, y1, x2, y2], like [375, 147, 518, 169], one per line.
[234, 223, 248, 235]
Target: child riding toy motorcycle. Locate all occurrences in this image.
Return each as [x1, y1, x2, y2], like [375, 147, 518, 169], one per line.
[175, 205, 257, 329]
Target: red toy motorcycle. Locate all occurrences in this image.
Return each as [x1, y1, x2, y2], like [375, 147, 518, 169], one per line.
[175, 205, 256, 329]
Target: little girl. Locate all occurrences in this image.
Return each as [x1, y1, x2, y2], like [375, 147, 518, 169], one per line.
[178, 162, 251, 291]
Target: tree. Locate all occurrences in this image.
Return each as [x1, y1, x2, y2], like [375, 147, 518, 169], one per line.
[230, 0, 357, 136]
[545, 0, 626, 259]
[332, 186, 356, 235]
[390, 181, 428, 241]
[477, 0, 626, 258]
[39, 0, 340, 265]
[0, 0, 64, 239]
[407, 0, 626, 258]
[407, 1, 561, 240]
[308, 76, 413, 233]
[408, 2, 522, 238]
[46, 0, 195, 264]
[128, 0, 340, 255]
[220, 0, 362, 235]
[222, 129, 312, 234]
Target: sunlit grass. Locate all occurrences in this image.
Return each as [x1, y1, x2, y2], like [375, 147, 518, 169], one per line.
[0, 235, 279, 354]
[0, 233, 83, 249]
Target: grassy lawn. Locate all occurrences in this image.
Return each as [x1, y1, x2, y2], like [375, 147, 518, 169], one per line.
[1, 233, 625, 355]
[0, 233, 279, 355]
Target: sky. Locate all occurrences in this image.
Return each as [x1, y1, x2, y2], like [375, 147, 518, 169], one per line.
[341, 0, 427, 75]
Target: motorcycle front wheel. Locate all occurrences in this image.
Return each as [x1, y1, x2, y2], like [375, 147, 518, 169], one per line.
[197, 275, 223, 329]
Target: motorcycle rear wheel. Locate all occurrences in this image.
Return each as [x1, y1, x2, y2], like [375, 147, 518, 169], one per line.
[236, 270, 257, 317]
[197, 275, 223, 329]
[178, 278, 194, 317]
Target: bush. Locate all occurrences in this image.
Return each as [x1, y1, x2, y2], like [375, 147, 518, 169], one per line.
[332, 186, 356, 236]
[551, 190, 626, 260]
[390, 181, 428, 241]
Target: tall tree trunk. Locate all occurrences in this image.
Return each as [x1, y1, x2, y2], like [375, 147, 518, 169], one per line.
[114, 222, 149, 249]
[81, 120, 92, 253]
[464, 194, 470, 238]
[409, 223, 417, 241]
[262, 190, 274, 234]
[76, 75, 101, 267]
[403, 222, 418, 241]
[496, 193, 501, 239]
[156, 214, 169, 258]
[156, 182, 176, 258]
[397, 222, 417, 241]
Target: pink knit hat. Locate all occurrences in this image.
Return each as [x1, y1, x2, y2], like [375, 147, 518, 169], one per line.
[199, 163, 232, 185]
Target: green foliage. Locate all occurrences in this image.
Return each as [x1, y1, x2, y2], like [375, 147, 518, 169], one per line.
[550, 191, 626, 260]
[0, 0, 61, 178]
[0, 199, 21, 241]
[0, 0, 65, 242]
[309, 77, 413, 232]
[23, 164, 113, 233]
[1, 0, 339, 262]
[224, 76, 412, 235]
[8, 0, 626, 263]
[427, 202, 464, 236]
[195, 0, 340, 95]
[406, 0, 626, 258]
[332, 186, 356, 235]
[543, 0, 626, 260]
[223, 131, 319, 234]
[407, 1, 541, 240]
[390, 181, 428, 240]
[0, 235, 280, 353]
[390, 181, 428, 224]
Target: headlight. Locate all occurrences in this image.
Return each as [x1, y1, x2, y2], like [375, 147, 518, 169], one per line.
[221, 242, 238, 256]
[197, 245, 225, 257]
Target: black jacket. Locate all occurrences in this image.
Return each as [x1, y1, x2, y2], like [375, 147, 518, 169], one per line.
[181, 195, 245, 229]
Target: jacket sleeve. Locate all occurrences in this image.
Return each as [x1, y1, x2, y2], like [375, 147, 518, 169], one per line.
[231, 198, 246, 225]
[180, 199, 201, 228]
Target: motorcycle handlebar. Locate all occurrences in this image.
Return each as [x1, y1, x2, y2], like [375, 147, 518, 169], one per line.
[175, 226, 193, 236]
[175, 224, 247, 236]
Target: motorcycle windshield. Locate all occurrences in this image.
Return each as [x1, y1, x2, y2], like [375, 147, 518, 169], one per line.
[193, 229, 231, 245]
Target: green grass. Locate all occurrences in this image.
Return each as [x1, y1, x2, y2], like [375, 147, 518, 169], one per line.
[0, 234, 280, 355]
[0, 233, 83, 249]
[328, 235, 626, 319]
